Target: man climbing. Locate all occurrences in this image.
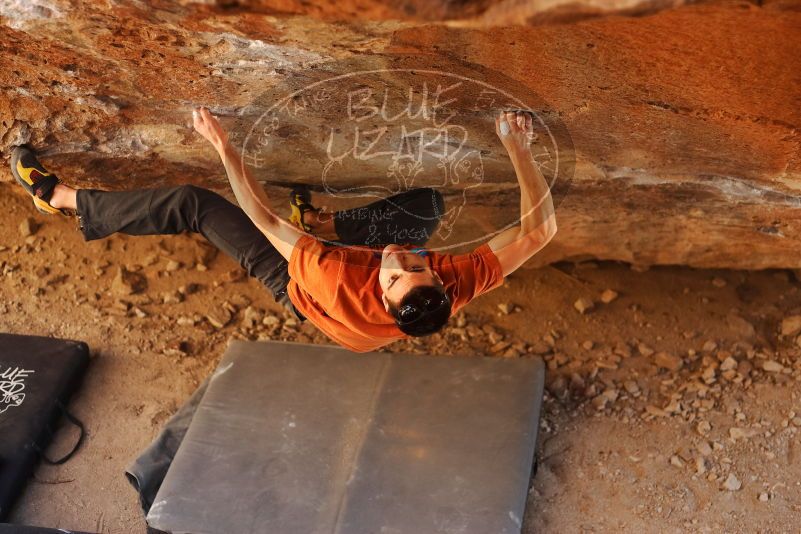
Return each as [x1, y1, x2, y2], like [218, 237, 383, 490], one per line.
[10, 109, 556, 353]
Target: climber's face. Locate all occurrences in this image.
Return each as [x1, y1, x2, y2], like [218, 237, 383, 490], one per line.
[379, 244, 442, 310]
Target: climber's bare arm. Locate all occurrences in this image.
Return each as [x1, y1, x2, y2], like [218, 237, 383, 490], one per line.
[486, 111, 557, 277]
[193, 107, 303, 261]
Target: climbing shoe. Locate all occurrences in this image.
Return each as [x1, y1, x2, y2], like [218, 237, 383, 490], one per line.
[10, 145, 65, 215]
[288, 186, 317, 232]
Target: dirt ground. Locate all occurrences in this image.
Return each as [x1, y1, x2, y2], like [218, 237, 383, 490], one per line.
[2, 181, 800, 533]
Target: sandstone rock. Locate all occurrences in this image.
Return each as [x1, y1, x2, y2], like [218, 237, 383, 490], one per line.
[163, 340, 191, 358]
[490, 341, 511, 354]
[19, 217, 38, 237]
[654, 351, 683, 372]
[177, 316, 196, 327]
[697, 441, 713, 456]
[0, 2, 798, 269]
[723, 473, 742, 492]
[695, 457, 707, 475]
[729, 427, 759, 440]
[596, 354, 620, 370]
[108, 299, 130, 317]
[529, 340, 553, 355]
[613, 343, 632, 359]
[221, 269, 245, 283]
[737, 359, 753, 377]
[162, 291, 184, 305]
[207, 308, 233, 329]
[600, 289, 618, 304]
[573, 297, 594, 315]
[111, 267, 146, 296]
[702, 340, 718, 353]
[261, 314, 281, 327]
[547, 375, 567, 398]
[592, 388, 618, 410]
[781, 316, 801, 337]
[623, 380, 639, 395]
[762, 360, 785, 373]
[497, 303, 516, 315]
[696, 421, 712, 436]
[242, 306, 264, 329]
[645, 405, 669, 418]
[726, 313, 755, 340]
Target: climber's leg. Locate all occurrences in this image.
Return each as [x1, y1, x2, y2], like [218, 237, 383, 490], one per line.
[74, 185, 295, 307]
[324, 187, 445, 247]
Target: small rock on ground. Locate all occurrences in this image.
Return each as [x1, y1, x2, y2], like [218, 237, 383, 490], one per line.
[574, 297, 594, 314]
[723, 473, 742, 491]
[19, 217, 38, 237]
[600, 289, 619, 304]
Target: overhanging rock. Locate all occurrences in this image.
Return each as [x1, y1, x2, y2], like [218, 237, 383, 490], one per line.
[0, 0, 798, 268]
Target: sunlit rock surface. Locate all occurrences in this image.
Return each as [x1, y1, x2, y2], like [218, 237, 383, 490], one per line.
[0, 0, 799, 268]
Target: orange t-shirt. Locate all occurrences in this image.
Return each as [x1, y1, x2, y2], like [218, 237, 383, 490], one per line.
[287, 235, 504, 353]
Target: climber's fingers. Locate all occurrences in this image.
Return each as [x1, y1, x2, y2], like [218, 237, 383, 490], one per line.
[497, 111, 515, 137]
[192, 107, 210, 134]
[524, 112, 532, 134]
[504, 111, 517, 132]
[516, 111, 526, 132]
[200, 107, 218, 124]
[192, 107, 220, 129]
[193, 107, 228, 148]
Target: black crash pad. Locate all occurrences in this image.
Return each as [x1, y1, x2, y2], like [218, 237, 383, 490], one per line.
[147, 341, 544, 534]
[0, 334, 89, 521]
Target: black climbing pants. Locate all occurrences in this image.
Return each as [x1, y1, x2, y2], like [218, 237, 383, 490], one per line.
[76, 185, 445, 312]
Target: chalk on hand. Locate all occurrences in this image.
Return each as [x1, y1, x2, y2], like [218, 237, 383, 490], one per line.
[499, 121, 511, 136]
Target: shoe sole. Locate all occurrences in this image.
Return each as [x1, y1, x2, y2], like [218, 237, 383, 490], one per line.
[288, 186, 314, 231]
[10, 146, 61, 215]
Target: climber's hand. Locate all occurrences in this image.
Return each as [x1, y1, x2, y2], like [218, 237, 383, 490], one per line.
[495, 110, 532, 156]
[193, 107, 229, 151]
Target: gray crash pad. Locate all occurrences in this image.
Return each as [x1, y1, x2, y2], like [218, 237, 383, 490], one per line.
[147, 341, 544, 534]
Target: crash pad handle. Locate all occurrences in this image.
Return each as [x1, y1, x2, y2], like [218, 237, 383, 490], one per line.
[33, 401, 86, 465]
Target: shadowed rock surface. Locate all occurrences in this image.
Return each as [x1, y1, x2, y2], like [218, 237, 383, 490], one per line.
[0, 0, 799, 267]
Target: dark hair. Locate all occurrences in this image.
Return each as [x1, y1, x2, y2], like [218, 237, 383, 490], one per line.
[390, 284, 452, 337]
